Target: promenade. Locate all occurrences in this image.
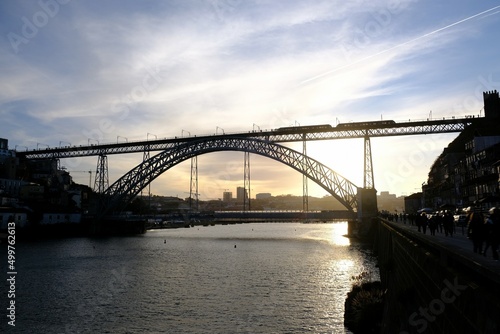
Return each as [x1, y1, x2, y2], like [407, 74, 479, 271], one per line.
[383, 218, 500, 283]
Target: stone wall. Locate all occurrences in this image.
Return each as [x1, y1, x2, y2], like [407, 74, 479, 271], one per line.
[375, 219, 500, 333]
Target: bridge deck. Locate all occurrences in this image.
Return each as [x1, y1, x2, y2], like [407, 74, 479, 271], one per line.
[16, 117, 479, 159]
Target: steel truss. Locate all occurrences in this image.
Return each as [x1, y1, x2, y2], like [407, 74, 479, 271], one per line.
[101, 137, 358, 216]
[18, 118, 476, 160]
[93, 153, 109, 193]
[363, 136, 374, 189]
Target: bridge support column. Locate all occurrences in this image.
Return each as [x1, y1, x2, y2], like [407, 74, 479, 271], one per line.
[93, 153, 109, 193]
[142, 144, 151, 211]
[356, 187, 378, 238]
[302, 136, 309, 215]
[243, 151, 251, 211]
[190, 156, 199, 211]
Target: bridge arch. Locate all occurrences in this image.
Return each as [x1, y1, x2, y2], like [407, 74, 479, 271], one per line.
[103, 137, 359, 214]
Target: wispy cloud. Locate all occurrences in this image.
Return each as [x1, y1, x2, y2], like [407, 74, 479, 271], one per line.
[1, 0, 500, 198]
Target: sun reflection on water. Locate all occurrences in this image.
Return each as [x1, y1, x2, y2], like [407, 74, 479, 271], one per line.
[328, 221, 351, 246]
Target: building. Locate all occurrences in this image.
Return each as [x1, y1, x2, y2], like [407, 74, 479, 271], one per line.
[404, 192, 423, 214]
[422, 90, 500, 210]
[222, 191, 232, 202]
[0, 138, 17, 179]
[39, 213, 82, 225]
[377, 191, 404, 213]
[256, 193, 272, 199]
[0, 207, 29, 229]
[236, 186, 248, 201]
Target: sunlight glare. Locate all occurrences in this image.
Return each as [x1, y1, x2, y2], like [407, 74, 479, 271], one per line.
[329, 222, 351, 246]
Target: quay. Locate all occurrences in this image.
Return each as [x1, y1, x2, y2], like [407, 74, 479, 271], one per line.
[375, 218, 500, 333]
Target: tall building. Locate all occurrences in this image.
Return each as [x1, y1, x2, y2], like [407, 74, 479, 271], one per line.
[236, 186, 248, 201]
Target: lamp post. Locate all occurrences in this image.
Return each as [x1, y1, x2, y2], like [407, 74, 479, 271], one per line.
[117, 136, 128, 143]
[37, 143, 49, 150]
[15, 145, 28, 151]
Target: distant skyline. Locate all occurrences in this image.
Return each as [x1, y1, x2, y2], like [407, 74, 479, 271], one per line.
[1, 1, 500, 200]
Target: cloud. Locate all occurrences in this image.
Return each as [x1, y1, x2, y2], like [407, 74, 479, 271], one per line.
[1, 1, 500, 198]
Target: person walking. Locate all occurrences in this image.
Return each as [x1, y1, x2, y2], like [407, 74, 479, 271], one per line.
[484, 207, 500, 260]
[419, 212, 428, 234]
[443, 210, 454, 237]
[467, 206, 486, 254]
[429, 214, 437, 236]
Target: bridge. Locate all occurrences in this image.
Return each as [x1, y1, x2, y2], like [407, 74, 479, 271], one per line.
[15, 115, 482, 232]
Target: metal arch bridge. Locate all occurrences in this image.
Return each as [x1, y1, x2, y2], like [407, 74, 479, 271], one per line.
[101, 137, 358, 215]
[15, 116, 480, 218]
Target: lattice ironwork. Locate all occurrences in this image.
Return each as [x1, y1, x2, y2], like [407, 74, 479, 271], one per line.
[303, 136, 308, 213]
[363, 136, 374, 189]
[18, 117, 477, 159]
[100, 137, 359, 216]
[93, 153, 109, 194]
[189, 156, 199, 211]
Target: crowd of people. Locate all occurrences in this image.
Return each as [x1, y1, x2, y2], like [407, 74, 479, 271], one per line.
[382, 207, 500, 261]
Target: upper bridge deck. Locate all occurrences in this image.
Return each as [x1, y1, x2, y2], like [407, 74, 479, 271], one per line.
[16, 116, 480, 159]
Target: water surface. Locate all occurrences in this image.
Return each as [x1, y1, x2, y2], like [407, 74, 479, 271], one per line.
[3, 222, 378, 333]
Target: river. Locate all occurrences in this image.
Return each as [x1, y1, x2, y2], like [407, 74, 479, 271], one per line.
[2, 222, 379, 333]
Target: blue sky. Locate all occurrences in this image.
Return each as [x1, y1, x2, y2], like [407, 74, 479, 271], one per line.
[1, 0, 500, 201]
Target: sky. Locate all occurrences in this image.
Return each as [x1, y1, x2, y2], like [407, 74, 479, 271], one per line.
[1, 0, 500, 201]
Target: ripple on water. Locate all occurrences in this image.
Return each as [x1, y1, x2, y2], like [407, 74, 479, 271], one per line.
[11, 222, 376, 333]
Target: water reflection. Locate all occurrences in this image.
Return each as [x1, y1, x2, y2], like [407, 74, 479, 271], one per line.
[328, 221, 351, 246]
[14, 222, 376, 333]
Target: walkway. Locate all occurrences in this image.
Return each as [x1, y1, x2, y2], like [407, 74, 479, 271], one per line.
[382, 218, 500, 282]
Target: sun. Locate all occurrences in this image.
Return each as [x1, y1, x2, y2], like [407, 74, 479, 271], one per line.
[288, 139, 365, 194]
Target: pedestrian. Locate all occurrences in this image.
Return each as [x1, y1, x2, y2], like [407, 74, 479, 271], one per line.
[419, 212, 428, 234]
[466, 206, 486, 254]
[429, 214, 437, 236]
[443, 210, 454, 237]
[484, 207, 500, 260]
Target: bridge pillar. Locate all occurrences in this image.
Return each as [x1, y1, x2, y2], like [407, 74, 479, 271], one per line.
[93, 153, 109, 193]
[356, 187, 378, 237]
[243, 151, 250, 211]
[190, 156, 199, 211]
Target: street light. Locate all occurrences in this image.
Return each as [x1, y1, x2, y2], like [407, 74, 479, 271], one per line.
[117, 136, 128, 143]
[88, 138, 99, 146]
[147, 132, 157, 141]
[15, 145, 28, 151]
[37, 143, 49, 150]
[59, 141, 71, 147]
[253, 123, 260, 132]
[216, 126, 224, 135]
[182, 129, 190, 137]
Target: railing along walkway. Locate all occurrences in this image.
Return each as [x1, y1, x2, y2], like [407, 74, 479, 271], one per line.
[381, 218, 500, 285]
